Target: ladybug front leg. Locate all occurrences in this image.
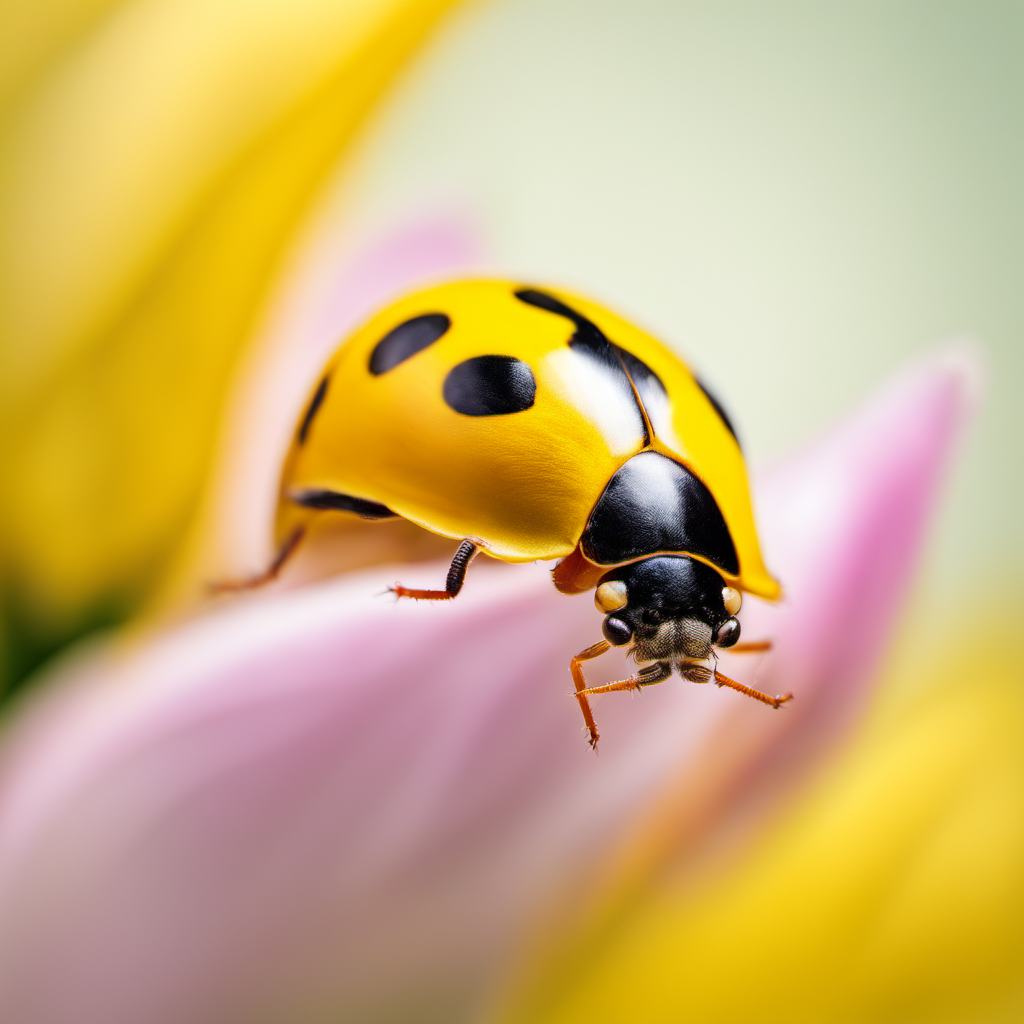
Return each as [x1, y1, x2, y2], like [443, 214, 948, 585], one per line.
[573, 657, 674, 750]
[727, 639, 774, 654]
[713, 669, 793, 708]
[579, 660, 672, 698]
[569, 640, 611, 749]
[390, 540, 479, 600]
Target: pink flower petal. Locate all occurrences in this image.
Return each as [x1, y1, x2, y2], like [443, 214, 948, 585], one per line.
[0, 348, 977, 1022]
[599, 344, 982, 879]
[756, 342, 981, 732]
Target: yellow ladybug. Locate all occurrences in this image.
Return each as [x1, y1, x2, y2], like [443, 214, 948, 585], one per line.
[246, 279, 790, 747]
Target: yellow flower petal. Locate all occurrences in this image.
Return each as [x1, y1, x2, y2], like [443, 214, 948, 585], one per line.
[0, 0, 120, 112]
[495, 615, 1024, 1024]
[0, 0, 460, 629]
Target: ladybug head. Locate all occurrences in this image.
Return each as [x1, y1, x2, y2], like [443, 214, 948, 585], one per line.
[594, 556, 743, 667]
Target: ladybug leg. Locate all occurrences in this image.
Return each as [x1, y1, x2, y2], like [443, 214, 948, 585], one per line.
[728, 639, 774, 654]
[390, 540, 478, 601]
[579, 660, 672, 698]
[570, 640, 612, 750]
[713, 669, 793, 708]
[209, 527, 306, 593]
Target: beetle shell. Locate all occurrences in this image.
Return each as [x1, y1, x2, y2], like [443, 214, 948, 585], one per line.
[276, 279, 779, 601]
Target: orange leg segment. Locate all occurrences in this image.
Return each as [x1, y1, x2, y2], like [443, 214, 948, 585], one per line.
[570, 640, 612, 750]
[389, 540, 478, 601]
[579, 677, 644, 697]
[713, 669, 793, 708]
[728, 639, 774, 654]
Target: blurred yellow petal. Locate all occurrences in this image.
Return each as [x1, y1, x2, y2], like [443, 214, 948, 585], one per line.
[0, 0, 122, 110]
[495, 616, 1024, 1024]
[0, 0, 460, 634]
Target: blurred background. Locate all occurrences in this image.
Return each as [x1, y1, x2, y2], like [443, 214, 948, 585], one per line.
[0, 2, 1020, 1021]
[1, 0, 1020, 696]
[310, 0, 1024, 687]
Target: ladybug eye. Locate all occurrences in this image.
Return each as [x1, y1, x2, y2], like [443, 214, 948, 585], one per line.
[722, 587, 742, 616]
[595, 580, 628, 613]
[602, 616, 633, 646]
[715, 618, 741, 648]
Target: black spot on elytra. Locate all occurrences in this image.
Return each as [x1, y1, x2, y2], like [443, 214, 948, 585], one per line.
[515, 288, 608, 358]
[369, 313, 450, 375]
[515, 286, 664, 441]
[514, 288, 581, 321]
[616, 348, 666, 403]
[443, 355, 536, 416]
[695, 377, 739, 444]
[567, 336, 667, 415]
[292, 489, 396, 519]
[297, 376, 329, 445]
